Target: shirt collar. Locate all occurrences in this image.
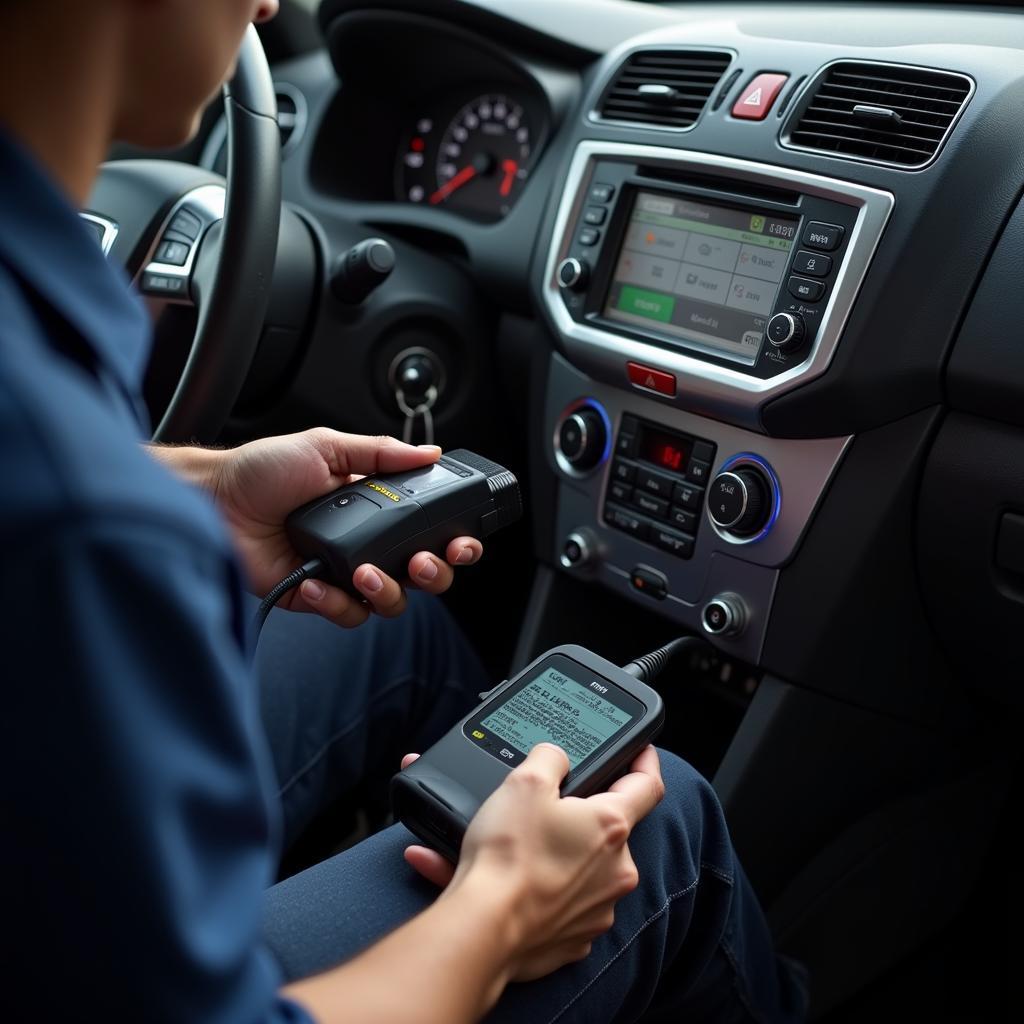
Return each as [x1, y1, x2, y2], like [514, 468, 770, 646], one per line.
[0, 127, 152, 396]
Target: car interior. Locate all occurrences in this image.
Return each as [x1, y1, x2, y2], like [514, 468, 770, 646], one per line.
[89, 0, 1021, 1017]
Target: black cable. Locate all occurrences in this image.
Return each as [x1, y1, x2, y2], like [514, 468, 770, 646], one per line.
[251, 557, 325, 648]
[622, 635, 710, 684]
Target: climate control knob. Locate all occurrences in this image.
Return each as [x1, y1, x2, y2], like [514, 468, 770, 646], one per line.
[556, 408, 606, 471]
[766, 312, 806, 354]
[557, 257, 589, 291]
[708, 466, 772, 537]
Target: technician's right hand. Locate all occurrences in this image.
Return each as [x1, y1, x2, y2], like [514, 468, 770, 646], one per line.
[405, 743, 665, 980]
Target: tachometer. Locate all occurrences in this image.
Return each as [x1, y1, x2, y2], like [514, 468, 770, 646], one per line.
[399, 93, 532, 219]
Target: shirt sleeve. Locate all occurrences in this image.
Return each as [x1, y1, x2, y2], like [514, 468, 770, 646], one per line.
[1, 512, 316, 1023]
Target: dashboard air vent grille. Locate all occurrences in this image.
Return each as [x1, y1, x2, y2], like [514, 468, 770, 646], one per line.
[597, 49, 733, 130]
[787, 62, 972, 167]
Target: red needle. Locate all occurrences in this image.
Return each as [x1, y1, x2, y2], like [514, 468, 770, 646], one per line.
[499, 159, 518, 198]
[429, 164, 477, 205]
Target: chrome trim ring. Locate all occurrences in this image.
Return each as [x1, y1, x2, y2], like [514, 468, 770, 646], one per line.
[541, 141, 894, 430]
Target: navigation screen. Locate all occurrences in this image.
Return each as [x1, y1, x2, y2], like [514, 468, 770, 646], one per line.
[478, 666, 634, 769]
[603, 191, 798, 364]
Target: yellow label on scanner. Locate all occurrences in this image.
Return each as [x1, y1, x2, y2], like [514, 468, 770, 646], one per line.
[365, 481, 401, 502]
[471, 730, 485, 739]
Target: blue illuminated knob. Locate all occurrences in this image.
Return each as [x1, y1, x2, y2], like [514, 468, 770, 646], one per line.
[709, 468, 770, 536]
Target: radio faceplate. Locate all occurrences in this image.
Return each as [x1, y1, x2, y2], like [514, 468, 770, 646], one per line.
[542, 142, 894, 429]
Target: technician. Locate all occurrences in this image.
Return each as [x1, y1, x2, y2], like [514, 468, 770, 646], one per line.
[0, 1, 804, 1021]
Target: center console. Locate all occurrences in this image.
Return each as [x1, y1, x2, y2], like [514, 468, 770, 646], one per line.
[539, 143, 893, 662]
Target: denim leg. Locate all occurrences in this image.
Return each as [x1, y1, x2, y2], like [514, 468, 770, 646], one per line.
[262, 751, 805, 1023]
[253, 591, 490, 849]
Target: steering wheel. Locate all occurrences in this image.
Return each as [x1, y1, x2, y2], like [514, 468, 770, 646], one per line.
[84, 26, 281, 444]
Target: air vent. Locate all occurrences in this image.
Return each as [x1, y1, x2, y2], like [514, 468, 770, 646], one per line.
[595, 49, 733, 130]
[785, 61, 972, 168]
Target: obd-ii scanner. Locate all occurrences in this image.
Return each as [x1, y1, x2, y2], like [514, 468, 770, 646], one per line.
[392, 641, 700, 862]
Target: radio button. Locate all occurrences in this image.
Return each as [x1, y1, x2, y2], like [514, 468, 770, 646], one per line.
[612, 460, 637, 484]
[604, 503, 649, 540]
[792, 249, 832, 277]
[669, 506, 697, 533]
[636, 468, 674, 499]
[788, 276, 825, 302]
[652, 526, 694, 559]
[767, 312, 806, 353]
[557, 257, 590, 290]
[590, 183, 615, 203]
[609, 480, 632, 504]
[583, 206, 607, 226]
[578, 227, 601, 246]
[802, 222, 844, 251]
[687, 459, 712, 486]
[633, 491, 670, 518]
[615, 432, 637, 457]
[673, 481, 704, 511]
[692, 440, 716, 465]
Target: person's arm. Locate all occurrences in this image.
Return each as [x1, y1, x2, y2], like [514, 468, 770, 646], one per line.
[284, 744, 665, 1023]
[147, 429, 484, 627]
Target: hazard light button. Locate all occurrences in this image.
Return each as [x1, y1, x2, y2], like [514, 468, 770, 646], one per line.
[731, 73, 789, 121]
[626, 362, 676, 396]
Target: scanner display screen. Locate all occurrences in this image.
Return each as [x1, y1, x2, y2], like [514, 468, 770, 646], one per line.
[474, 663, 637, 769]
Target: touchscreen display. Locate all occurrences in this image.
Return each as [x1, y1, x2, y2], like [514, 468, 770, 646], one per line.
[477, 665, 635, 769]
[603, 191, 798, 364]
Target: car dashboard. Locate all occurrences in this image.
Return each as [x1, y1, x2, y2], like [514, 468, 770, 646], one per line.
[171, 0, 1024, 1015]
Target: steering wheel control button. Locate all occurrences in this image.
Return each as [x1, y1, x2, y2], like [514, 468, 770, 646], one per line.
[557, 408, 606, 471]
[767, 312, 807, 353]
[731, 73, 789, 120]
[168, 210, 202, 240]
[702, 595, 746, 637]
[803, 222, 844, 251]
[578, 227, 601, 246]
[626, 362, 677, 397]
[583, 205, 608, 226]
[792, 250, 832, 277]
[155, 240, 190, 266]
[589, 183, 616, 204]
[788, 276, 826, 302]
[557, 257, 589, 290]
[673, 481, 704, 511]
[709, 468, 771, 537]
[141, 272, 187, 297]
[630, 566, 668, 601]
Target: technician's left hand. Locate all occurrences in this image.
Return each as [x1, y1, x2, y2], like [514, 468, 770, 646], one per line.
[209, 429, 483, 627]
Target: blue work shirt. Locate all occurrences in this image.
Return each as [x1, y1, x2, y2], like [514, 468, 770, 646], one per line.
[0, 130, 312, 1022]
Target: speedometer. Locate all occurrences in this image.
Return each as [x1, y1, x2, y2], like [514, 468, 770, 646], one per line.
[399, 93, 532, 219]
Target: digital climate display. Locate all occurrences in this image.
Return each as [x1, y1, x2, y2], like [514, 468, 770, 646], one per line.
[604, 191, 798, 364]
[476, 665, 636, 769]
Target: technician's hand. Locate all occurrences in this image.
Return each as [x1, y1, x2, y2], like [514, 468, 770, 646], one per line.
[401, 744, 665, 980]
[209, 428, 483, 626]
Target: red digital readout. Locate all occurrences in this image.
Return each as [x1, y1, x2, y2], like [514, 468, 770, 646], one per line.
[640, 429, 691, 473]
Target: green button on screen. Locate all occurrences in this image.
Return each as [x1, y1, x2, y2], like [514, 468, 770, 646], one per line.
[617, 286, 675, 324]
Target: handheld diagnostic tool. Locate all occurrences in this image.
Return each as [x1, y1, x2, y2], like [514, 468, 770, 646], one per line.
[285, 449, 521, 596]
[391, 644, 666, 860]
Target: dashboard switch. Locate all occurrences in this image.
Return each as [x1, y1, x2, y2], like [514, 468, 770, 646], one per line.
[557, 407, 606, 470]
[788, 276, 825, 302]
[626, 362, 676, 396]
[802, 222, 844, 251]
[709, 467, 771, 536]
[630, 566, 668, 600]
[560, 530, 595, 569]
[702, 594, 746, 637]
[732, 73, 789, 120]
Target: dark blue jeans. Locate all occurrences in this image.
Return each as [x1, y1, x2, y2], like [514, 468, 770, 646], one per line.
[255, 594, 805, 1023]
